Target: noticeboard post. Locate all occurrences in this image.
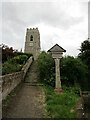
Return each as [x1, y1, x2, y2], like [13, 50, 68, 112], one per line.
[48, 44, 66, 93]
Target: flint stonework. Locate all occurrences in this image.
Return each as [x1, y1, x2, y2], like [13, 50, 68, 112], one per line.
[24, 28, 40, 60]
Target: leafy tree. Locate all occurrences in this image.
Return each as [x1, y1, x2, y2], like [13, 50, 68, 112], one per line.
[0, 44, 17, 63]
[79, 39, 90, 52]
[37, 52, 89, 90]
[78, 39, 90, 69]
[0, 44, 33, 63]
[60, 56, 89, 90]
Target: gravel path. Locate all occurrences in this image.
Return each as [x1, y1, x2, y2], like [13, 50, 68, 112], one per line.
[2, 61, 45, 118]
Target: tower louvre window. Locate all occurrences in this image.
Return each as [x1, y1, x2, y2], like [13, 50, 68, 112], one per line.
[30, 35, 33, 41]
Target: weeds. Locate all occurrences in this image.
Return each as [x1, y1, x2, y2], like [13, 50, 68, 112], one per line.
[44, 85, 79, 118]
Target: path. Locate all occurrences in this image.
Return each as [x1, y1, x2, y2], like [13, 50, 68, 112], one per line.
[3, 61, 45, 118]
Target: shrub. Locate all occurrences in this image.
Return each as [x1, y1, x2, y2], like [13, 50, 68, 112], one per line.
[9, 55, 28, 65]
[1, 44, 17, 63]
[2, 62, 22, 75]
[37, 52, 89, 90]
[17, 52, 33, 59]
[1, 44, 33, 63]
[60, 56, 89, 90]
[37, 51, 55, 87]
[2, 55, 28, 75]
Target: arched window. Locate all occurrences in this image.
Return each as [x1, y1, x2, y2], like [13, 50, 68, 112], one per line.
[30, 35, 33, 41]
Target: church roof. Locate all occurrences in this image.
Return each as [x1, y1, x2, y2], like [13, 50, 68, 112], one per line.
[48, 44, 66, 52]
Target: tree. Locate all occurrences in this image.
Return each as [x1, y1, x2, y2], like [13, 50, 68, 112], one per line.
[78, 39, 90, 90]
[79, 39, 90, 52]
[0, 44, 17, 63]
[60, 56, 88, 89]
[78, 39, 90, 69]
[37, 52, 89, 90]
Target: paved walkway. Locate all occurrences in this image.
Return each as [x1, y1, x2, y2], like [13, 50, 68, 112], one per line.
[3, 61, 45, 118]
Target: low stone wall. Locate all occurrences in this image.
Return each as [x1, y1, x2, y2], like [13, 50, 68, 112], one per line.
[0, 56, 33, 100]
[22, 56, 33, 79]
[1, 71, 23, 99]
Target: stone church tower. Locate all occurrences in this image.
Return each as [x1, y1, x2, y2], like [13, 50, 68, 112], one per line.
[24, 28, 40, 60]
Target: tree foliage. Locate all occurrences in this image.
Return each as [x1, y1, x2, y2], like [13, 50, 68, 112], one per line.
[37, 51, 55, 87]
[78, 39, 90, 69]
[0, 44, 17, 63]
[79, 39, 90, 52]
[1, 44, 33, 75]
[61, 56, 89, 90]
[37, 51, 89, 90]
[0, 44, 33, 63]
[2, 55, 28, 75]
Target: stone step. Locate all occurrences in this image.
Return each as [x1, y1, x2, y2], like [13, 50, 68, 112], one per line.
[25, 78, 37, 81]
[25, 79, 37, 82]
[25, 83, 37, 86]
[24, 61, 39, 86]
[24, 82, 44, 86]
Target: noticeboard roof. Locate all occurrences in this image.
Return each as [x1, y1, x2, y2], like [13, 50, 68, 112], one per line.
[48, 44, 66, 53]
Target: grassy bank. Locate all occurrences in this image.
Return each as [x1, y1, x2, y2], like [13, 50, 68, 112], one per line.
[44, 85, 79, 118]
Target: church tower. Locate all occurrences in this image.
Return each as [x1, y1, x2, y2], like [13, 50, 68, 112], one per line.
[24, 28, 40, 60]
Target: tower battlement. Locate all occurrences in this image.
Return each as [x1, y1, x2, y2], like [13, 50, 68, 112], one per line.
[27, 27, 38, 31]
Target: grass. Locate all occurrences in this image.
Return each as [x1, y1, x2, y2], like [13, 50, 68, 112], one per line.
[44, 85, 79, 118]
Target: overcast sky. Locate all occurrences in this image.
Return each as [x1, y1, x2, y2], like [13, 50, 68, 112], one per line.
[1, 0, 89, 56]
